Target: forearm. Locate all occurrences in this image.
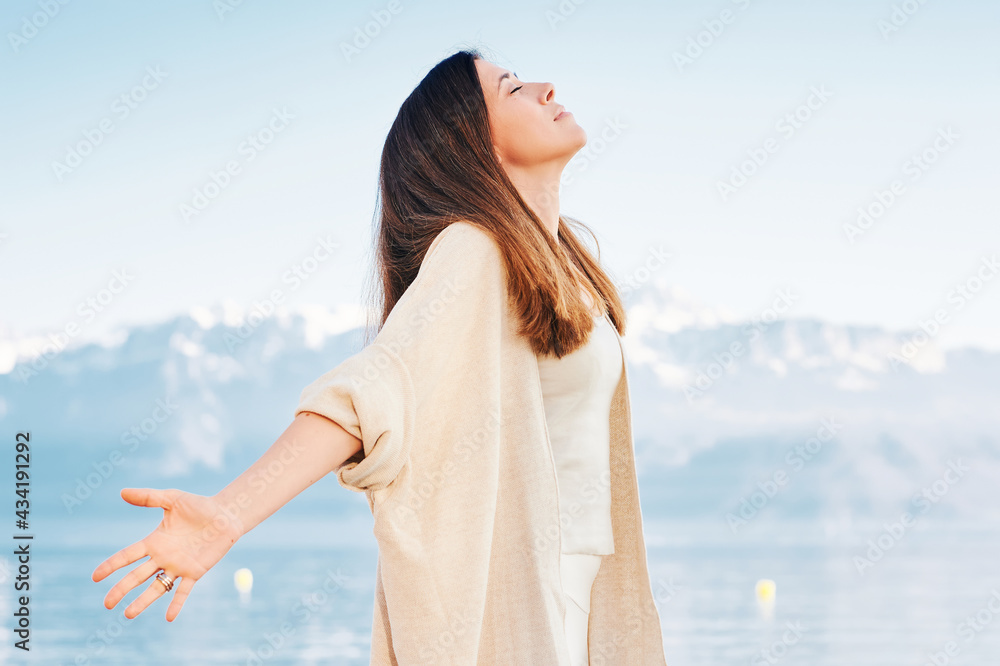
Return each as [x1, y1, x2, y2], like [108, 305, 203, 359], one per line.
[213, 412, 362, 538]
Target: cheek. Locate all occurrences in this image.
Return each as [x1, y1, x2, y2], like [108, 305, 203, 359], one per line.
[499, 111, 555, 162]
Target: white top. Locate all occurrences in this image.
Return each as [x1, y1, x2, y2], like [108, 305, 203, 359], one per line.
[536, 310, 621, 555]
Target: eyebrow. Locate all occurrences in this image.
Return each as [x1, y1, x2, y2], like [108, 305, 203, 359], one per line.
[497, 71, 519, 95]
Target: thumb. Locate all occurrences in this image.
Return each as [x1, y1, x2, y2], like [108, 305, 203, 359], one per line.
[120, 487, 175, 509]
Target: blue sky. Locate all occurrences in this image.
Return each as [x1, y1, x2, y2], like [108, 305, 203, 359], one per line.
[2, 0, 998, 356]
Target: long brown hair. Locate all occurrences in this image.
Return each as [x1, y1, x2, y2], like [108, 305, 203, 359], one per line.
[360, 47, 626, 358]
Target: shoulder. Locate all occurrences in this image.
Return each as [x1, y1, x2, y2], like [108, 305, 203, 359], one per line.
[425, 220, 501, 264]
[414, 221, 508, 300]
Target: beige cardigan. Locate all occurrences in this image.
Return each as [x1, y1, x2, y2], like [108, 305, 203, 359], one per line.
[295, 221, 667, 665]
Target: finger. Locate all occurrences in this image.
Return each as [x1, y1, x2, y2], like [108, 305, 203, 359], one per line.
[120, 487, 176, 510]
[124, 569, 174, 620]
[103, 559, 158, 610]
[92, 541, 149, 582]
[165, 576, 195, 622]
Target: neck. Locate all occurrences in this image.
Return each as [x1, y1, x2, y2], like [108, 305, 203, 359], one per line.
[504, 161, 564, 245]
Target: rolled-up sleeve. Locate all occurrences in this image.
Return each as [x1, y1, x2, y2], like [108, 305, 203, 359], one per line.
[295, 340, 415, 493]
[293, 221, 507, 495]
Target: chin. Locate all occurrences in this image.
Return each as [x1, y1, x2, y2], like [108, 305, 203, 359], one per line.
[559, 142, 587, 163]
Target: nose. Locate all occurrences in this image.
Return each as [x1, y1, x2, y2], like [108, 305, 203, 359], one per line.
[542, 82, 555, 102]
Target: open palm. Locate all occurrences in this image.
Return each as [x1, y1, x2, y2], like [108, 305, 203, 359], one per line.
[91, 487, 243, 622]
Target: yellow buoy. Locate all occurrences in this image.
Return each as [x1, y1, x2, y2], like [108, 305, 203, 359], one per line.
[755, 578, 776, 619]
[234, 567, 253, 594]
[755, 578, 776, 603]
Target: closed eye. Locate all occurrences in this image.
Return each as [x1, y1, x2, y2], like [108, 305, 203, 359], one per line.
[510, 85, 522, 94]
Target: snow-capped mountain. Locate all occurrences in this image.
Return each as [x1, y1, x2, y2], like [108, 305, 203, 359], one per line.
[2, 282, 997, 535]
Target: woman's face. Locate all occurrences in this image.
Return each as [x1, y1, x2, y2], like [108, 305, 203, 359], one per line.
[475, 59, 587, 170]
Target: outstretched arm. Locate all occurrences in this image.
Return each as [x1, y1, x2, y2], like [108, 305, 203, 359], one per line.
[214, 411, 362, 537]
[91, 412, 361, 622]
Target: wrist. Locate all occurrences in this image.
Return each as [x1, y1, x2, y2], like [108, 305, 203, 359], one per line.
[211, 491, 247, 541]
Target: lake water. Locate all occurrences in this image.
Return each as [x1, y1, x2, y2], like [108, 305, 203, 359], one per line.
[1, 518, 997, 665]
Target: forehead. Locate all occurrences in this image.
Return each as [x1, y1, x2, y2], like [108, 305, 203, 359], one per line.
[476, 59, 509, 79]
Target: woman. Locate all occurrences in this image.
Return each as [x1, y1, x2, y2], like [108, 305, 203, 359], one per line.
[92, 48, 667, 665]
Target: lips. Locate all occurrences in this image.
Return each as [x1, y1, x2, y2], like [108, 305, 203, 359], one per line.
[554, 107, 570, 121]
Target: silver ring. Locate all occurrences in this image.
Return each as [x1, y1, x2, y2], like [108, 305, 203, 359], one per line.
[155, 571, 175, 592]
